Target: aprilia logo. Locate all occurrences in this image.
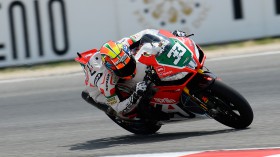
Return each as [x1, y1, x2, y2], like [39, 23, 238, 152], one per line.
[154, 98, 176, 104]
[156, 66, 165, 74]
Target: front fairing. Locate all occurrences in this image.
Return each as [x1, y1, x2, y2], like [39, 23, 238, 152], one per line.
[156, 37, 198, 69]
[138, 34, 204, 79]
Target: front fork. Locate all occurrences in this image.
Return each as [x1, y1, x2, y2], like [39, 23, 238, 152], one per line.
[182, 69, 218, 113]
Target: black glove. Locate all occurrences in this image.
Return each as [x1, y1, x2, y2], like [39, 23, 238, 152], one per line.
[172, 30, 187, 37]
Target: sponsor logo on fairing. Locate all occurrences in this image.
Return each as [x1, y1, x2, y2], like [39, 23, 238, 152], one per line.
[155, 66, 165, 74]
[154, 97, 176, 104]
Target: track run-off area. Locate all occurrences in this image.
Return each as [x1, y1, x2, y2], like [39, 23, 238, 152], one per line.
[1, 50, 280, 157]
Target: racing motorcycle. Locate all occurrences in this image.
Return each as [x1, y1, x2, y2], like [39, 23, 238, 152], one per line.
[75, 30, 254, 135]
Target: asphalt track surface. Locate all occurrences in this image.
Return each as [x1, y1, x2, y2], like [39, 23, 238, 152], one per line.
[1, 51, 280, 157]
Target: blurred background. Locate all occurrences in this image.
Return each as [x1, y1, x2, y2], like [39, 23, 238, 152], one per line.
[1, 1, 280, 156]
[0, 0, 280, 68]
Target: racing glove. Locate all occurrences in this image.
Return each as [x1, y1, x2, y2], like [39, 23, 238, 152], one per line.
[129, 81, 147, 104]
[130, 81, 147, 104]
[136, 81, 147, 96]
[120, 81, 147, 116]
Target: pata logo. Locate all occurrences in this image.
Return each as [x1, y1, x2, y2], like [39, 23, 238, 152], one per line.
[154, 98, 176, 104]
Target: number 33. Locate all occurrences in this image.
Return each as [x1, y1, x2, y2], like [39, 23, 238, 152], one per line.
[167, 43, 187, 65]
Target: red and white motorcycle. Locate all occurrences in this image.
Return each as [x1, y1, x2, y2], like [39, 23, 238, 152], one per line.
[75, 30, 254, 135]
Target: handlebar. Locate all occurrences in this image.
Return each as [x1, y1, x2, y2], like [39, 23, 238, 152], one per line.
[143, 66, 153, 85]
[142, 66, 158, 98]
[143, 66, 160, 86]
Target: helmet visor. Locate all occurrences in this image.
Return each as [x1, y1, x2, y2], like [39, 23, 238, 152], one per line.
[113, 56, 136, 78]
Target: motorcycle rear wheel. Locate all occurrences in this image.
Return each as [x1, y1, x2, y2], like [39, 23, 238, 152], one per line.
[203, 80, 254, 129]
[107, 115, 161, 135]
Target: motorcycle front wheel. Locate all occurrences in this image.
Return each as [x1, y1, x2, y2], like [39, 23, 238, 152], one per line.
[202, 80, 254, 129]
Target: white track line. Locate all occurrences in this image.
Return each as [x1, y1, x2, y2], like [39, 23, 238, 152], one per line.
[103, 151, 201, 157]
[207, 50, 280, 61]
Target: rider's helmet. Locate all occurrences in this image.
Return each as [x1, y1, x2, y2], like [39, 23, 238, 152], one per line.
[100, 40, 136, 80]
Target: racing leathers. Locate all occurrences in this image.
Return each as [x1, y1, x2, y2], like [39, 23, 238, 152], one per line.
[83, 52, 147, 117]
[84, 29, 190, 117]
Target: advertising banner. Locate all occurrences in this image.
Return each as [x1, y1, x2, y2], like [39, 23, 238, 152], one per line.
[0, 0, 280, 67]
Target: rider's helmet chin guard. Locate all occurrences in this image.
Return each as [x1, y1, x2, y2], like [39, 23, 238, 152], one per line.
[100, 40, 136, 80]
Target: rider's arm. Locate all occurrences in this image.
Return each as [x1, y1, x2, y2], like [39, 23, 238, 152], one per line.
[119, 29, 188, 48]
[108, 81, 146, 116]
[118, 29, 160, 49]
[87, 65, 146, 116]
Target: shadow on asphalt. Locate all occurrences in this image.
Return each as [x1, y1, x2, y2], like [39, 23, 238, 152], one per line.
[67, 129, 243, 151]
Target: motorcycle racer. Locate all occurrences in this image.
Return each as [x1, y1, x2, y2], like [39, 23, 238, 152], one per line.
[76, 29, 253, 134]
[82, 29, 188, 117]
